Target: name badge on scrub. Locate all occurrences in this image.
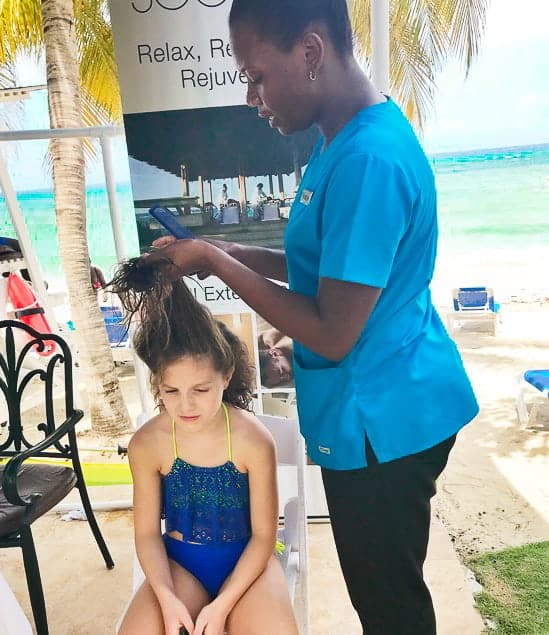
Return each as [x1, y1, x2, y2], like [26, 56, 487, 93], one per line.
[300, 189, 314, 205]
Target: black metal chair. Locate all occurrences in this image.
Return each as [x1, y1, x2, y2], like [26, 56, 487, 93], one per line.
[0, 320, 114, 635]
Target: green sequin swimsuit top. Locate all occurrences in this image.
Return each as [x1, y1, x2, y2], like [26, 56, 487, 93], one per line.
[161, 404, 251, 544]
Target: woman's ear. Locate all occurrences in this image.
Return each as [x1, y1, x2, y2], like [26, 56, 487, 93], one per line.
[302, 31, 325, 77]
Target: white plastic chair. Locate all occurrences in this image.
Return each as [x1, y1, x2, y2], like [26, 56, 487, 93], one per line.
[0, 573, 33, 635]
[116, 414, 309, 634]
[220, 203, 240, 225]
[261, 202, 279, 221]
[257, 414, 309, 634]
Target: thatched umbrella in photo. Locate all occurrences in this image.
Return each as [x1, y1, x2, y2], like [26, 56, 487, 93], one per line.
[123, 104, 319, 211]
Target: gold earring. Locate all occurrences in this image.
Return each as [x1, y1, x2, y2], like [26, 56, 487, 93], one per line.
[309, 69, 317, 81]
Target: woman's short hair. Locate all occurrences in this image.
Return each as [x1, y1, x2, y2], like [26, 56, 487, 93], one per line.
[229, 0, 353, 58]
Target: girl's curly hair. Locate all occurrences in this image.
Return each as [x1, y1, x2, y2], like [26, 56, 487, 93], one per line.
[109, 257, 253, 410]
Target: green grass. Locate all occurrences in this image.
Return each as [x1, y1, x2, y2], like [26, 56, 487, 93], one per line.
[468, 541, 549, 634]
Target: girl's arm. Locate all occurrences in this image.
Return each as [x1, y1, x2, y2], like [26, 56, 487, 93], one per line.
[193, 420, 279, 633]
[128, 430, 195, 635]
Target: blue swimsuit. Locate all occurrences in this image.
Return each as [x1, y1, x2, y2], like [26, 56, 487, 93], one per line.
[161, 403, 251, 597]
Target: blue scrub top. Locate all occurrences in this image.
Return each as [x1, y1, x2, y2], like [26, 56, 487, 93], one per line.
[285, 99, 479, 470]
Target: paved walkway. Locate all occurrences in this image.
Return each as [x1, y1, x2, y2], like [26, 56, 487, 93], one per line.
[308, 517, 485, 634]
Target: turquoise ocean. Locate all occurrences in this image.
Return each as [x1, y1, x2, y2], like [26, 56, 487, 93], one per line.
[1, 143, 548, 292]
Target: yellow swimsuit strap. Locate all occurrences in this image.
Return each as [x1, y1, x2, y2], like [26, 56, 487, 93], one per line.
[223, 402, 232, 462]
[171, 402, 232, 461]
[172, 418, 178, 459]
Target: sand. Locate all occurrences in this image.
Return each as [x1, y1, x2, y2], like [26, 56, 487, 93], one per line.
[1, 272, 548, 633]
[434, 303, 549, 557]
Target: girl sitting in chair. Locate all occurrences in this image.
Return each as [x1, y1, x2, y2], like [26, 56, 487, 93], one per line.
[112, 258, 297, 635]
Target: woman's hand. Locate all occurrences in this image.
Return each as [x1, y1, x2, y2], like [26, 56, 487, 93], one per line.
[192, 599, 229, 635]
[148, 236, 213, 280]
[158, 592, 195, 635]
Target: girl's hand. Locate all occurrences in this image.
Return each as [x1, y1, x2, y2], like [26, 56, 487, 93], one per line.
[159, 594, 195, 635]
[192, 599, 229, 635]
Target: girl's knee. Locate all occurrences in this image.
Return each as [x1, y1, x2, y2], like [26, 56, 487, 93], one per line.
[226, 558, 298, 634]
[118, 582, 164, 635]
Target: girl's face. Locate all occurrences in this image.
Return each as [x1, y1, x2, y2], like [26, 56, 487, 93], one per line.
[158, 355, 232, 429]
[230, 22, 318, 135]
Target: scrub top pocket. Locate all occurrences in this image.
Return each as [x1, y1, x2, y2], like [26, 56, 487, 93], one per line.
[293, 356, 367, 470]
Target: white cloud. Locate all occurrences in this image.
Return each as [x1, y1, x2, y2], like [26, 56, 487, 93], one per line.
[422, 1, 549, 153]
[485, 0, 549, 46]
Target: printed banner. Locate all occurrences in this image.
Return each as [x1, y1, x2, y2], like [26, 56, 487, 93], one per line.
[109, 0, 317, 257]
[109, 0, 244, 114]
[109, 0, 300, 400]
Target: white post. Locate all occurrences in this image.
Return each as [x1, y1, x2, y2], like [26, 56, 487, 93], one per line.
[133, 346, 155, 426]
[0, 144, 58, 330]
[99, 135, 155, 427]
[99, 135, 127, 262]
[371, 0, 391, 95]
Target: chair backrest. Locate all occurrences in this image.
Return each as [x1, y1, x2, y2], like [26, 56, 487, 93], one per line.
[452, 287, 495, 312]
[256, 414, 307, 544]
[0, 319, 79, 459]
[100, 306, 129, 347]
[261, 202, 279, 221]
[256, 413, 309, 632]
[221, 204, 240, 224]
[256, 413, 303, 467]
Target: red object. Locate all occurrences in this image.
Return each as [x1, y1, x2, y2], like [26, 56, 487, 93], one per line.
[7, 272, 56, 356]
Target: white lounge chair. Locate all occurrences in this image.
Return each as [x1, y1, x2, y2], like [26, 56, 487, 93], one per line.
[517, 369, 549, 426]
[446, 286, 500, 336]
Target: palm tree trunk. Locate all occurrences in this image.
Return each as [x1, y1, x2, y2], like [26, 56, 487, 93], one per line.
[41, 0, 131, 435]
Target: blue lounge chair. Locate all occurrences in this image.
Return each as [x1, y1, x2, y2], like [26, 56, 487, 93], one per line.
[446, 286, 500, 336]
[100, 305, 133, 365]
[517, 369, 549, 426]
[100, 305, 129, 348]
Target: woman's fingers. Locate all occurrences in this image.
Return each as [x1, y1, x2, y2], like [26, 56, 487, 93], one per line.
[152, 235, 177, 248]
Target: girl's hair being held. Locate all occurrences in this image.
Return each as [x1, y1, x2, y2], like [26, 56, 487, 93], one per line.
[229, 0, 353, 57]
[110, 257, 253, 410]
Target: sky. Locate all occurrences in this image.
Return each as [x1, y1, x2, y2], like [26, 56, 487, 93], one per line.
[2, 0, 549, 190]
[421, 0, 549, 153]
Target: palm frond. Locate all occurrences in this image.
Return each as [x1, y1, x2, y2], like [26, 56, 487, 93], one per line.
[350, 0, 490, 128]
[80, 87, 112, 164]
[0, 62, 16, 88]
[0, 0, 43, 64]
[1, 0, 121, 123]
[0, 62, 24, 131]
[75, 0, 122, 123]
[390, 0, 437, 128]
[435, 0, 489, 74]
